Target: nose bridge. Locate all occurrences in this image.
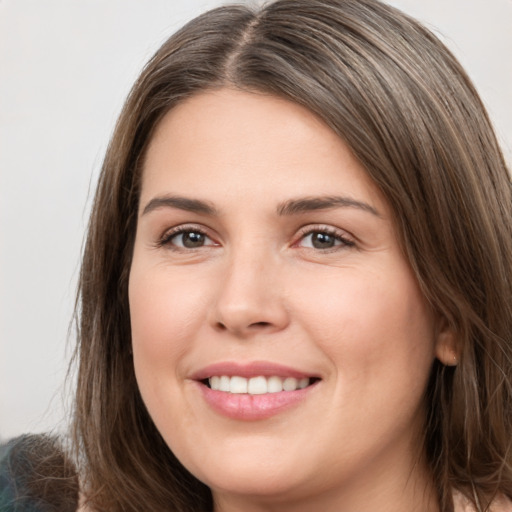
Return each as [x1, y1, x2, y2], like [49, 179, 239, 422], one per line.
[211, 238, 288, 335]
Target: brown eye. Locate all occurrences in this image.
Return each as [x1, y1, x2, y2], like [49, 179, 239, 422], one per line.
[310, 232, 336, 249]
[297, 229, 355, 250]
[164, 229, 215, 249]
[180, 231, 206, 248]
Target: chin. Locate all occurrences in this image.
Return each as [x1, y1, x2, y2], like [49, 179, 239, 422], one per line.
[202, 468, 310, 506]
[176, 439, 310, 499]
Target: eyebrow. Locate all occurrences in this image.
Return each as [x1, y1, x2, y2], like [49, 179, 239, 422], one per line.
[141, 194, 381, 218]
[277, 196, 381, 217]
[142, 195, 217, 216]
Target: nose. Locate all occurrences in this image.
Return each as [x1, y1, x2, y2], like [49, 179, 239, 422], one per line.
[209, 248, 289, 338]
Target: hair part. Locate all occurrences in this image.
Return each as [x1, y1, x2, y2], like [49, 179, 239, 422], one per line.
[72, 1, 512, 510]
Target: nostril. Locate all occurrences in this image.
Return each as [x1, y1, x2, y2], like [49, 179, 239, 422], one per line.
[250, 322, 271, 328]
[215, 320, 271, 333]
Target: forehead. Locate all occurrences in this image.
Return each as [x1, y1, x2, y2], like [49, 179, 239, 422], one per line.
[140, 88, 385, 214]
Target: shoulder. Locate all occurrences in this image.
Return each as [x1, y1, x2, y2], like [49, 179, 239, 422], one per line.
[453, 489, 512, 512]
[0, 438, 17, 510]
[78, 492, 95, 512]
[0, 434, 79, 511]
[77, 500, 95, 512]
[489, 495, 512, 512]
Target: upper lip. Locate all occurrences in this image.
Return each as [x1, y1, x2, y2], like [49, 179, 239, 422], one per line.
[190, 361, 320, 381]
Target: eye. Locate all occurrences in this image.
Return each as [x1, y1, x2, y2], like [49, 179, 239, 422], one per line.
[160, 227, 217, 249]
[297, 228, 355, 250]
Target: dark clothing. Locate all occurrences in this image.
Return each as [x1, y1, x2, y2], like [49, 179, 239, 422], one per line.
[0, 435, 78, 512]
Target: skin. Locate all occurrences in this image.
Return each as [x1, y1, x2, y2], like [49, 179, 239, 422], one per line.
[128, 88, 452, 512]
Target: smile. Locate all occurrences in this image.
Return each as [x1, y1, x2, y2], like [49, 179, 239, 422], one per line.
[208, 375, 311, 394]
[192, 363, 321, 420]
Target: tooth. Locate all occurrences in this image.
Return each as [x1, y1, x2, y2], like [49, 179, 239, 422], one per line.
[210, 376, 220, 390]
[248, 376, 267, 395]
[219, 375, 230, 392]
[283, 377, 298, 391]
[298, 377, 309, 389]
[230, 376, 248, 394]
[267, 376, 283, 393]
[208, 375, 310, 394]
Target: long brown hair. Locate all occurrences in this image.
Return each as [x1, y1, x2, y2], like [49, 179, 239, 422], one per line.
[72, 1, 512, 510]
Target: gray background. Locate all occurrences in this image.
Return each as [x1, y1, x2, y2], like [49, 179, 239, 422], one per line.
[1, 0, 511, 440]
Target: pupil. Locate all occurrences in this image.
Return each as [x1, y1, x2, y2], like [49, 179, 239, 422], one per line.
[183, 232, 205, 248]
[312, 232, 334, 249]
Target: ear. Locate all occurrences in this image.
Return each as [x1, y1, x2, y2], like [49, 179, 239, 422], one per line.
[434, 317, 459, 366]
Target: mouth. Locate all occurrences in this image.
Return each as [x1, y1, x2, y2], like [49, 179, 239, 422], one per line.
[191, 362, 321, 420]
[202, 375, 320, 394]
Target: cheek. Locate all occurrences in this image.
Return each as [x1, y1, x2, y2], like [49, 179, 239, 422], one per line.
[128, 264, 209, 394]
[130, 263, 209, 343]
[294, 263, 436, 389]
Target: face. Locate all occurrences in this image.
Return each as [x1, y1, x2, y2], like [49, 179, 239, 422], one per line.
[129, 89, 448, 509]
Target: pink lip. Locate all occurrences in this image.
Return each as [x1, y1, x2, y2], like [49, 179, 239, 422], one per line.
[190, 361, 320, 421]
[198, 385, 317, 421]
[191, 361, 317, 380]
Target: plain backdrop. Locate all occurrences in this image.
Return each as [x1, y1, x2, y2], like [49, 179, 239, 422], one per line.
[1, 0, 511, 440]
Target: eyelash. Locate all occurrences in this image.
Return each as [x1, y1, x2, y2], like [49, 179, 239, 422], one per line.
[157, 225, 216, 250]
[294, 225, 355, 251]
[157, 225, 355, 251]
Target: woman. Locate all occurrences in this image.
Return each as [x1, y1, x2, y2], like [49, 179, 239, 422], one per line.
[3, 0, 511, 510]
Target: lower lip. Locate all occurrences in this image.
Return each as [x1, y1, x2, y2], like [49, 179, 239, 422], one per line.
[197, 381, 318, 421]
